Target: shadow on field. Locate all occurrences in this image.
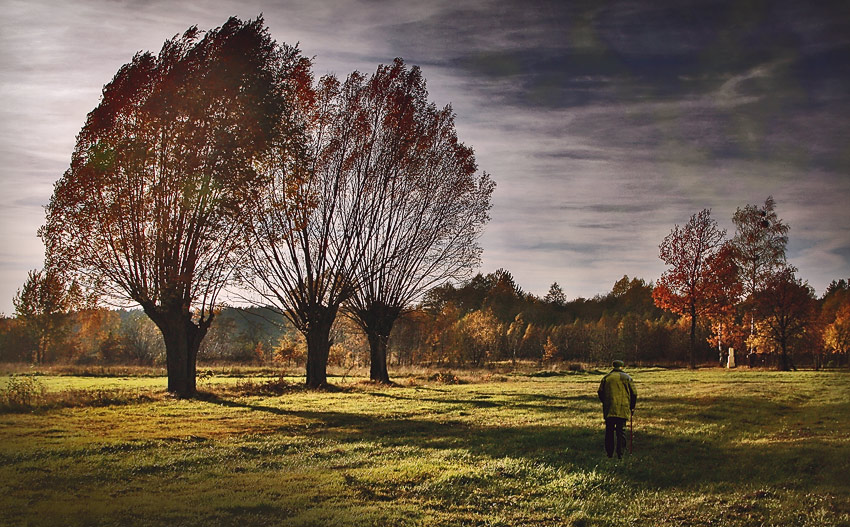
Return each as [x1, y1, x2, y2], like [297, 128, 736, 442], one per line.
[366, 388, 599, 413]
[199, 392, 849, 491]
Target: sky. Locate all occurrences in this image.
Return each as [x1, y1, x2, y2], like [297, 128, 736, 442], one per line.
[1, 0, 849, 314]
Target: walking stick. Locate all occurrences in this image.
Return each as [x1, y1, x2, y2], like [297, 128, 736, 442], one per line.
[629, 410, 634, 455]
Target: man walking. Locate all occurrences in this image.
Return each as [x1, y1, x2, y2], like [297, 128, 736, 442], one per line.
[597, 360, 637, 459]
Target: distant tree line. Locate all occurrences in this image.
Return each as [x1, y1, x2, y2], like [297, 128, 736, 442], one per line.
[5, 267, 847, 371]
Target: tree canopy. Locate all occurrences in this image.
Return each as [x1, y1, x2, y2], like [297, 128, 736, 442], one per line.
[343, 59, 494, 383]
[653, 209, 731, 368]
[242, 58, 493, 386]
[751, 267, 817, 371]
[41, 16, 306, 395]
[13, 268, 83, 364]
[732, 196, 789, 298]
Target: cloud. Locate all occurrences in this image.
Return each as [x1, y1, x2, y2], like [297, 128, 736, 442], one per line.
[0, 0, 848, 313]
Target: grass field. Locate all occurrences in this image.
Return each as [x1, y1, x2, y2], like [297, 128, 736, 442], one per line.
[0, 367, 848, 526]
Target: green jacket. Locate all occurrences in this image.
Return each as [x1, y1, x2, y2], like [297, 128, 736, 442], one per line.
[597, 368, 637, 419]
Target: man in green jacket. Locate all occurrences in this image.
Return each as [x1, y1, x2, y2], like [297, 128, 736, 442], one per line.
[597, 360, 637, 459]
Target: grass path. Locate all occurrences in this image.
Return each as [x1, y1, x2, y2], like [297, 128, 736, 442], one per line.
[1, 368, 848, 526]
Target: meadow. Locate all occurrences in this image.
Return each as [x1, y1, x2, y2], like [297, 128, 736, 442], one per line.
[0, 366, 848, 526]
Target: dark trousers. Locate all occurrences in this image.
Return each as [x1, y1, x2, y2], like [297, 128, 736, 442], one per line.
[605, 417, 627, 458]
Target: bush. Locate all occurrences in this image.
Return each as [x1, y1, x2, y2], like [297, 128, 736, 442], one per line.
[0, 375, 156, 413]
[426, 371, 464, 384]
[0, 375, 46, 411]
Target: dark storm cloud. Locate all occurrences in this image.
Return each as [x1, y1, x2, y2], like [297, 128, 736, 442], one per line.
[414, 0, 850, 302]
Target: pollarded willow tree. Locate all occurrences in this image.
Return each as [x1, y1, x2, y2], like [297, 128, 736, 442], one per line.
[243, 59, 492, 387]
[344, 59, 494, 384]
[243, 67, 387, 388]
[40, 17, 307, 396]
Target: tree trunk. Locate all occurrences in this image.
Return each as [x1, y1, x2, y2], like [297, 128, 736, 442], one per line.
[367, 331, 391, 384]
[304, 305, 338, 388]
[146, 306, 209, 398]
[35, 334, 45, 365]
[689, 304, 697, 369]
[163, 325, 191, 395]
[354, 302, 401, 384]
[779, 337, 791, 371]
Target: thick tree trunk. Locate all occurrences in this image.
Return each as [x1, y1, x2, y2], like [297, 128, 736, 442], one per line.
[779, 338, 791, 371]
[304, 305, 338, 388]
[355, 302, 401, 384]
[163, 326, 191, 395]
[367, 331, 391, 384]
[146, 306, 209, 398]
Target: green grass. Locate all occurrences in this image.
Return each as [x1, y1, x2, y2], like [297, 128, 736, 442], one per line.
[0, 368, 848, 526]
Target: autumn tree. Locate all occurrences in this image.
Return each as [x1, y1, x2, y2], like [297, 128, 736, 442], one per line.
[699, 243, 744, 362]
[454, 309, 500, 366]
[608, 276, 659, 318]
[388, 309, 431, 366]
[617, 312, 646, 365]
[41, 17, 304, 396]
[0, 316, 30, 362]
[824, 303, 850, 366]
[343, 59, 494, 384]
[731, 196, 789, 295]
[731, 196, 789, 352]
[273, 332, 307, 367]
[119, 310, 165, 364]
[821, 280, 850, 367]
[424, 302, 464, 365]
[243, 68, 388, 387]
[13, 268, 83, 363]
[506, 313, 527, 364]
[75, 308, 121, 363]
[750, 267, 817, 371]
[522, 323, 546, 363]
[483, 269, 526, 322]
[653, 209, 731, 368]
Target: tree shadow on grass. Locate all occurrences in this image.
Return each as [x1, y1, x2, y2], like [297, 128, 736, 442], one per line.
[366, 388, 599, 413]
[198, 391, 850, 492]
